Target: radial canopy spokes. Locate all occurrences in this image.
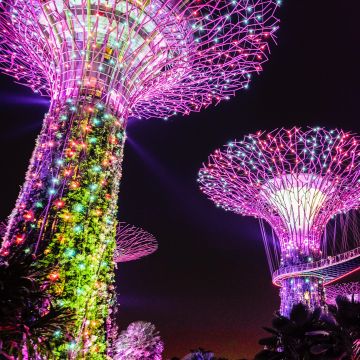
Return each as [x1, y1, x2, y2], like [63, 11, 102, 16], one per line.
[199, 128, 360, 254]
[0, 0, 280, 119]
[115, 222, 158, 263]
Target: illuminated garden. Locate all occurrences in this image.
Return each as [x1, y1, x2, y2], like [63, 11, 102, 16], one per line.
[1, 0, 360, 359]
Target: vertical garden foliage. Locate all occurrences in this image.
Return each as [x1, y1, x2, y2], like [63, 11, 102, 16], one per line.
[2, 97, 125, 358]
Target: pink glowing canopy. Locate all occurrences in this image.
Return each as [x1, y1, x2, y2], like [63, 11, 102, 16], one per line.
[0, 0, 279, 120]
[114, 222, 158, 263]
[198, 128, 360, 263]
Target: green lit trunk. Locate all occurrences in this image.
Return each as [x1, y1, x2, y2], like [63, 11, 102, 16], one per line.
[1, 97, 126, 358]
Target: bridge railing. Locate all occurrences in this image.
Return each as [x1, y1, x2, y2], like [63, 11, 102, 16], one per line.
[272, 246, 360, 286]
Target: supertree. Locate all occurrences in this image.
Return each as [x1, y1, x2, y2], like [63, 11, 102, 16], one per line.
[113, 321, 164, 360]
[115, 222, 158, 263]
[0, 0, 280, 356]
[326, 282, 360, 305]
[198, 127, 360, 316]
[107, 223, 157, 350]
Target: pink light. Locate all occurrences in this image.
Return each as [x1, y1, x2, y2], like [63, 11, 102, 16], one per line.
[0, 0, 280, 122]
[114, 222, 158, 263]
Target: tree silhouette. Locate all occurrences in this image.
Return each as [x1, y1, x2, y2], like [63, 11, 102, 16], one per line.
[255, 301, 357, 360]
[0, 248, 73, 358]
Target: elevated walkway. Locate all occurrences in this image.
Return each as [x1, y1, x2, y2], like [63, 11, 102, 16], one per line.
[272, 247, 360, 286]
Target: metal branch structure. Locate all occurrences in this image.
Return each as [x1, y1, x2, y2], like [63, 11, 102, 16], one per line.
[0, 0, 280, 120]
[198, 127, 360, 316]
[115, 222, 158, 263]
[326, 282, 360, 305]
[0, 0, 280, 356]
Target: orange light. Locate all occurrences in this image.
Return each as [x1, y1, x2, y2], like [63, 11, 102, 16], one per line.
[64, 169, 72, 177]
[15, 234, 25, 244]
[70, 181, 80, 189]
[63, 213, 72, 221]
[49, 272, 60, 282]
[23, 211, 34, 221]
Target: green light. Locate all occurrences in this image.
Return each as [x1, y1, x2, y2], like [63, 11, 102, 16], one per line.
[53, 330, 62, 338]
[73, 203, 84, 213]
[48, 188, 57, 195]
[68, 341, 76, 350]
[89, 183, 98, 191]
[73, 224, 83, 233]
[92, 165, 101, 173]
[92, 118, 101, 126]
[64, 248, 76, 258]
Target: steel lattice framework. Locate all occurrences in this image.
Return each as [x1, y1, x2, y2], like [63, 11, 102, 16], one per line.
[0, 0, 279, 356]
[198, 127, 360, 316]
[0, 0, 279, 120]
[326, 282, 360, 305]
[115, 222, 158, 263]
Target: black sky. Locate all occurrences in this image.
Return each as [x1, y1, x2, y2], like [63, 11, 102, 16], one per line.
[1, 1, 360, 359]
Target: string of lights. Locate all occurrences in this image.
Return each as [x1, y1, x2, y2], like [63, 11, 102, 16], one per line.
[199, 127, 360, 316]
[0, 0, 280, 356]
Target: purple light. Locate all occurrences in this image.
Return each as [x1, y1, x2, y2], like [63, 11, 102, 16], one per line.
[198, 127, 360, 316]
[0, 93, 50, 106]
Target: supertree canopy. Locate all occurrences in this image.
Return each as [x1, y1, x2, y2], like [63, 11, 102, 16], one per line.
[198, 127, 360, 316]
[0, 0, 279, 357]
[115, 222, 158, 263]
[326, 282, 360, 305]
[0, 0, 280, 119]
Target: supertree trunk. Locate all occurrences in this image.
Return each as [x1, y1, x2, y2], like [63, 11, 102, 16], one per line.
[280, 276, 325, 317]
[1, 95, 126, 358]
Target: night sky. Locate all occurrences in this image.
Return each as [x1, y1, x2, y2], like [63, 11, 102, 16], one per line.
[1, 1, 360, 359]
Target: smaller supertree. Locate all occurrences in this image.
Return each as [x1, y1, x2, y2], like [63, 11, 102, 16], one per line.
[114, 223, 158, 263]
[326, 283, 360, 305]
[113, 321, 164, 360]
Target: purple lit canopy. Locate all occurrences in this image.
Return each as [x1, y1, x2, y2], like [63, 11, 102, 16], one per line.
[0, 0, 279, 121]
[115, 222, 158, 263]
[198, 128, 360, 315]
